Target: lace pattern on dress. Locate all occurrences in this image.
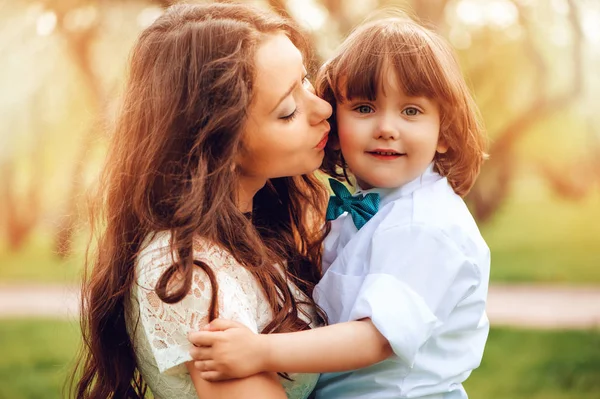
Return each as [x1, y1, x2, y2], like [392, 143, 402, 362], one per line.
[126, 231, 319, 399]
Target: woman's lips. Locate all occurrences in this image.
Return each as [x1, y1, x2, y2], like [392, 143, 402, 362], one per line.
[315, 132, 329, 150]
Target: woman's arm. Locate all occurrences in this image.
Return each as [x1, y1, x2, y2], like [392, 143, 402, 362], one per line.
[189, 318, 392, 380]
[186, 361, 287, 399]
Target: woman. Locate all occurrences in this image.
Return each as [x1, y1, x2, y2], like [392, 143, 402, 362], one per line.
[72, 3, 332, 398]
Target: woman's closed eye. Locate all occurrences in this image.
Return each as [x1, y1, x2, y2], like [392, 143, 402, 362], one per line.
[280, 75, 310, 122]
[280, 107, 300, 122]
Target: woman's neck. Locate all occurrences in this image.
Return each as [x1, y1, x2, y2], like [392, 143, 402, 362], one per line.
[237, 175, 267, 213]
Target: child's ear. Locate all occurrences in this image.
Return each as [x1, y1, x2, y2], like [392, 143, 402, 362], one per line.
[436, 138, 448, 154]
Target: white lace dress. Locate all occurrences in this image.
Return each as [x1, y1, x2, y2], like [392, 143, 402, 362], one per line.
[126, 231, 319, 399]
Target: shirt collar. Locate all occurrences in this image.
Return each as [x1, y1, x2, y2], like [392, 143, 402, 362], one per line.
[353, 163, 442, 207]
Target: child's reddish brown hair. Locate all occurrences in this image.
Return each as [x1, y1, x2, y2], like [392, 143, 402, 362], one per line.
[317, 15, 487, 197]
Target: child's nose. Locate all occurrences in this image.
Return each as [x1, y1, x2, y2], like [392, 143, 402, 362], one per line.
[376, 115, 399, 140]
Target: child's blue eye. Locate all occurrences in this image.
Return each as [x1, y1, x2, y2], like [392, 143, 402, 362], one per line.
[354, 105, 374, 114]
[402, 107, 421, 116]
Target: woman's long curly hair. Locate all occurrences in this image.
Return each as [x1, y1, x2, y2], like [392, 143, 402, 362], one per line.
[72, 3, 328, 398]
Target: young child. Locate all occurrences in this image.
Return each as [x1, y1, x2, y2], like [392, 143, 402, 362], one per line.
[189, 13, 489, 399]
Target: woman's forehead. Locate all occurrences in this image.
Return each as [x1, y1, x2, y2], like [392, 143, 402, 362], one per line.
[252, 33, 305, 114]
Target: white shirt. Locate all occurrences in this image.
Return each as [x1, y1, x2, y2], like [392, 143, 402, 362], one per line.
[314, 164, 490, 399]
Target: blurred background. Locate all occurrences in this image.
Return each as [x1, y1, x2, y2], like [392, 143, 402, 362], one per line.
[0, 0, 599, 398]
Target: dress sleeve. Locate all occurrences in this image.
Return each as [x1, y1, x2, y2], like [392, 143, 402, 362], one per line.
[133, 240, 261, 375]
[348, 224, 481, 366]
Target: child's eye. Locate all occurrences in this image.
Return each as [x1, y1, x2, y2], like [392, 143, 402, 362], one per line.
[402, 107, 421, 116]
[354, 105, 374, 114]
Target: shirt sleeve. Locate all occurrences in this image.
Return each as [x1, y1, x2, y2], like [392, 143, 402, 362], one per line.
[134, 242, 261, 375]
[348, 224, 481, 366]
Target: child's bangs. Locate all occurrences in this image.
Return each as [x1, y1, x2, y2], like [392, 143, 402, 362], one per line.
[331, 21, 452, 103]
[331, 41, 386, 102]
[387, 44, 444, 99]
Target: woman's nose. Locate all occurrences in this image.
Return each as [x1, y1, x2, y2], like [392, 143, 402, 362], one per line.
[309, 94, 333, 125]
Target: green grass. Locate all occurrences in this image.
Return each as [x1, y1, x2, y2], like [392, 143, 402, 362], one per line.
[0, 319, 598, 399]
[481, 188, 600, 283]
[0, 319, 80, 399]
[465, 328, 600, 399]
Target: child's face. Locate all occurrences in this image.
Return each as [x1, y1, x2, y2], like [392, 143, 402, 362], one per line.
[336, 68, 446, 189]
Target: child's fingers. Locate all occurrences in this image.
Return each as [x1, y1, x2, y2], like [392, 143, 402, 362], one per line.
[189, 345, 212, 360]
[206, 318, 246, 331]
[193, 359, 217, 372]
[188, 331, 214, 346]
[200, 371, 226, 381]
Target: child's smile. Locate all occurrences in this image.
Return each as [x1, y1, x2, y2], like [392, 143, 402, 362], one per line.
[366, 148, 406, 160]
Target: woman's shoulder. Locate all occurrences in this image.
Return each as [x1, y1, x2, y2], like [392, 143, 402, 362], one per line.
[135, 231, 253, 287]
[133, 231, 268, 329]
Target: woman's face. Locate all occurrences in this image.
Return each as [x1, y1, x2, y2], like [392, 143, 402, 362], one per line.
[237, 33, 332, 182]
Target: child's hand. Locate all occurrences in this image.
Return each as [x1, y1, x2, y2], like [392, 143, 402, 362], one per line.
[188, 318, 268, 381]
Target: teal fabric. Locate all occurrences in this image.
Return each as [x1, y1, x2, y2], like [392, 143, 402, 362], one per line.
[326, 179, 379, 230]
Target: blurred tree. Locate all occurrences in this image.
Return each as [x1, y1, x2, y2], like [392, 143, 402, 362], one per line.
[0, 82, 45, 251]
[52, 0, 107, 257]
[28, 0, 108, 257]
[466, 0, 587, 221]
[0, 143, 42, 251]
[8, 0, 593, 258]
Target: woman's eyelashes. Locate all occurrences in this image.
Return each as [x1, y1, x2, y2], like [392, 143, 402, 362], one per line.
[280, 107, 299, 122]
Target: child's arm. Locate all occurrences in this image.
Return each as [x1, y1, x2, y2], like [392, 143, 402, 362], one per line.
[189, 318, 392, 381]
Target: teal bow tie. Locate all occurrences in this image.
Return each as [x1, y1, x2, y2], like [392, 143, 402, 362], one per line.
[326, 179, 380, 230]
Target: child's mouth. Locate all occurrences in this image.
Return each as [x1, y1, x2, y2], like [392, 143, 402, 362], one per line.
[366, 150, 405, 160]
